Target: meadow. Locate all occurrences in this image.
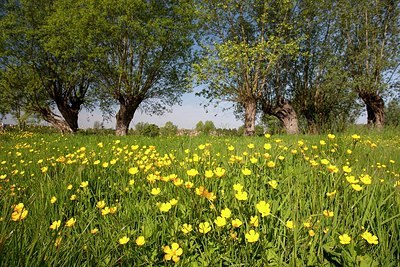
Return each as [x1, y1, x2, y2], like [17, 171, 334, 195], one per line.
[0, 130, 399, 266]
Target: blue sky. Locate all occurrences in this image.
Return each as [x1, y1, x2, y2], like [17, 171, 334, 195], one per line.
[78, 92, 243, 129]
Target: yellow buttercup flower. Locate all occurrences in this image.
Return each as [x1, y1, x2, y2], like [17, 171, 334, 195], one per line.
[184, 181, 193, 188]
[221, 208, 232, 219]
[159, 202, 172, 212]
[326, 190, 337, 197]
[233, 183, 243, 192]
[119, 236, 130, 245]
[214, 216, 227, 227]
[327, 165, 339, 173]
[241, 168, 251, 176]
[351, 184, 363, 191]
[245, 230, 260, 243]
[199, 222, 211, 234]
[361, 230, 378, 244]
[136, 236, 145, 246]
[164, 243, 183, 263]
[309, 230, 315, 237]
[169, 198, 178, 205]
[267, 161, 276, 168]
[342, 166, 352, 173]
[320, 159, 330, 165]
[65, 217, 76, 227]
[50, 196, 57, 204]
[181, 223, 193, 234]
[214, 167, 226, 178]
[250, 215, 259, 227]
[264, 143, 272, 150]
[80, 181, 89, 188]
[346, 176, 359, 184]
[11, 209, 28, 221]
[323, 210, 334, 217]
[231, 218, 242, 228]
[109, 206, 117, 214]
[101, 207, 110, 216]
[151, 188, 161, 195]
[268, 180, 278, 189]
[186, 169, 199, 177]
[339, 234, 351, 244]
[286, 220, 294, 229]
[204, 170, 214, 178]
[235, 190, 248, 201]
[50, 220, 61, 230]
[360, 174, 372, 185]
[96, 200, 106, 209]
[11, 203, 28, 221]
[256, 201, 271, 217]
[128, 167, 139, 175]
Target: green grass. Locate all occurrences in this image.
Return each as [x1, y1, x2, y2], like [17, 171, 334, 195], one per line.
[0, 130, 399, 266]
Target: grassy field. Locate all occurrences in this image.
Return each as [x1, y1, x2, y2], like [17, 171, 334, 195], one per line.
[0, 130, 399, 266]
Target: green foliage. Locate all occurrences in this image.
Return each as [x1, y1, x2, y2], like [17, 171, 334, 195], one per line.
[94, 0, 197, 116]
[160, 121, 178, 137]
[385, 99, 400, 127]
[204, 121, 216, 135]
[261, 115, 282, 135]
[0, 0, 100, 131]
[135, 122, 160, 137]
[195, 120, 216, 135]
[194, 0, 301, 135]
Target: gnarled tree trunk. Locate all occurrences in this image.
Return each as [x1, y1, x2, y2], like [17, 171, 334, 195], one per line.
[261, 98, 299, 135]
[56, 102, 80, 133]
[38, 107, 74, 134]
[115, 99, 141, 136]
[360, 92, 385, 128]
[243, 98, 257, 136]
[274, 100, 299, 134]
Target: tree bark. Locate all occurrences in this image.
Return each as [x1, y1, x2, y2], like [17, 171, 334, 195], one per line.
[38, 107, 74, 134]
[56, 103, 80, 133]
[243, 98, 257, 136]
[273, 101, 299, 134]
[360, 92, 385, 128]
[261, 98, 299, 135]
[115, 100, 140, 136]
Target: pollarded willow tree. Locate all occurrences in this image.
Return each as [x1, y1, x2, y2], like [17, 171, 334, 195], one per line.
[283, 0, 361, 133]
[94, 0, 196, 136]
[194, 0, 300, 136]
[0, 0, 100, 133]
[338, 0, 399, 128]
